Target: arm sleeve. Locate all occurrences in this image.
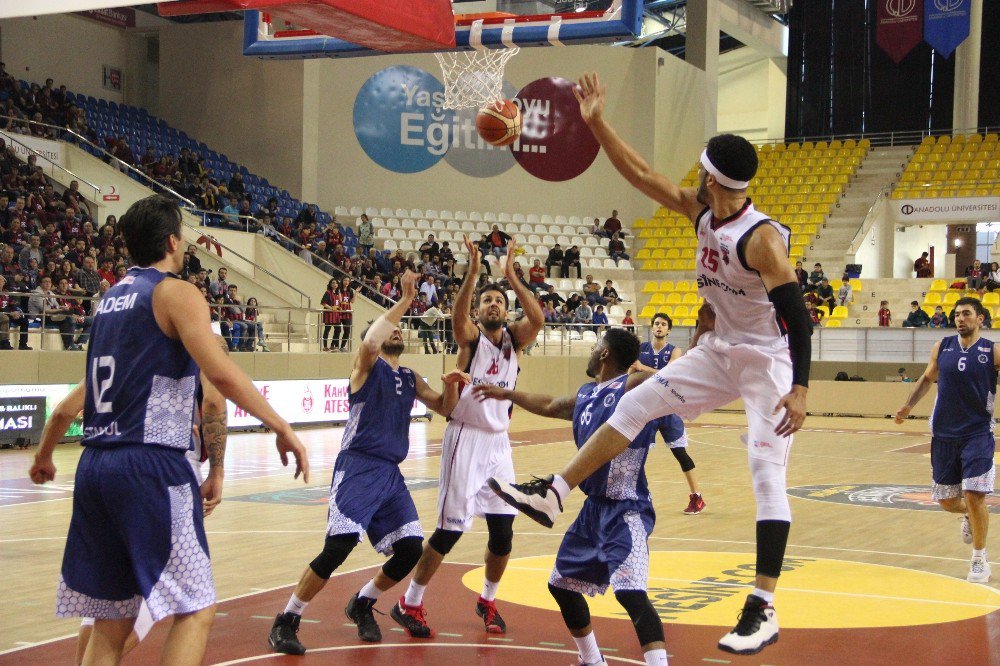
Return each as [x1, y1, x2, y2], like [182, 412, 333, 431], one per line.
[768, 281, 812, 388]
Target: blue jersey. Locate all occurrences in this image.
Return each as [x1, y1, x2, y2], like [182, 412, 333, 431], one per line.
[340, 357, 418, 464]
[931, 335, 997, 440]
[572, 374, 656, 501]
[638, 341, 674, 370]
[83, 267, 200, 451]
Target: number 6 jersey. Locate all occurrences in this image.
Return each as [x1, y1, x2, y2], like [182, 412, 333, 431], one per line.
[694, 200, 791, 348]
[931, 335, 997, 440]
[572, 374, 657, 501]
[83, 267, 201, 451]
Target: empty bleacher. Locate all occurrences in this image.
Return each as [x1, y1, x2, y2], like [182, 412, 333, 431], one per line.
[894, 133, 1000, 199]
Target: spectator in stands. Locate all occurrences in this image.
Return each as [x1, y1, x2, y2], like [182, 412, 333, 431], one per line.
[902, 300, 930, 328]
[913, 251, 932, 278]
[0, 273, 29, 350]
[539, 284, 565, 310]
[836, 279, 853, 307]
[28, 275, 76, 349]
[566, 292, 584, 313]
[622, 309, 635, 331]
[898, 367, 912, 382]
[877, 300, 891, 327]
[563, 244, 582, 279]
[806, 262, 825, 292]
[439, 240, 454, 264]
[210, 266, 229, 297]
[545, 243, 564, 278]
[296, 204, 318, 228]
[418, 298, 445, 354]
[592, 304, 609, 333]
[816, 277, 836, 312]
[929, 305, 948, 328]
[223, 284, 247, 351]
[602, 279, 620, 306]
[18, 235, 42, 270]
[794, 260, 808, 290]
[527, 258, 550, 292]
[486, 224, 512, 258]
[806, 300, 823, 327]
[985, 262, 1000, 292]
[419, 275, 439, 305]
[185, 244, 202, 275]
[607, 231, 629, 265]
[596, 210, 624, 238]
[419, 234, 440, 259]
[321, 278, 341, 352]
[222, 196, 240, 228]
[227, 171, 245, 197]
[243, 296, 268, 351]
[55, 277, 92, 347]
[581, 274, 605, 306]
[542, 300, 560, 324]
[97, 258, 116, 286]
[338, 276, 354, 351]
[573, 299, 593, 335]
[965, 259, 988, 291]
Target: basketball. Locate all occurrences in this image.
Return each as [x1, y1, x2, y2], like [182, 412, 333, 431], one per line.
[476, 99, 522, 147]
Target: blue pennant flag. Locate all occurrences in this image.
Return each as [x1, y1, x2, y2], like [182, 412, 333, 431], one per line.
[923, 0, 971, 57]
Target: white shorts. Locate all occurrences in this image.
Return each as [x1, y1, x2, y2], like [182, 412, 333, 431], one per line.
[608, 333, 794, 466]
[437, 421, 517, 531]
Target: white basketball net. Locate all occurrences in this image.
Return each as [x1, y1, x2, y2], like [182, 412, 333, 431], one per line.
[434, 47, 519, 110]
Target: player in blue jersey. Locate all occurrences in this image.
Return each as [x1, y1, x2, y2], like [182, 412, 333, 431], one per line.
[28, 195, 308, 666]
[895, 297, 997, 583]
[268, 270, 469, 655]
[633, 312, 705, 514]
[480, 328, 667, 666]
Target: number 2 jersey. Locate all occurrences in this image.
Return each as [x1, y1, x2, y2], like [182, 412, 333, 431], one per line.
[83, 267, 200, 451]
[572, 374, 657, 501]
[340, 356, 418, 464]
[931, 335, 997, 440]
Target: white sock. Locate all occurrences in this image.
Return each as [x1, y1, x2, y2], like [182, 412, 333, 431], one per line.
[644, 648, 669, 665]
[359, 579, 382, 601]
[551, 474, 572, 502]
[481, 579, 499, 602]
[752, 588, 774, 604]
[572, 631, 601, 665]
[404, 580, 426, 607]
[973, 548, 986, 559]
[284, 593, 308, 616]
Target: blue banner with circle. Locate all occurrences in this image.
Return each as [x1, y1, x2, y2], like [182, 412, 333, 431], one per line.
[923, 0, 970, 58]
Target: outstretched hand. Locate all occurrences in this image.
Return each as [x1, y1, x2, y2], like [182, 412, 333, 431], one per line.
[573, 72, 606, 124]
[502, 238, 519, 282]
[400, 269, 418, 302]
[462, 234, 481, 275]
[472, 384, 509, 402]
[441, 369, 471, 385]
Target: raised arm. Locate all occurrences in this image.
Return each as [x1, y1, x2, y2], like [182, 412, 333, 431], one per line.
[574, 72, 702, 221]
[503, 238, 545, 349]
[895, 341, 941, 423]
[353, 269, 418, 392]
[414, 369, 470, 417]
[29, 380, 85, 484]
[472, 384, 577, 421]
[453, 234, 482, 344]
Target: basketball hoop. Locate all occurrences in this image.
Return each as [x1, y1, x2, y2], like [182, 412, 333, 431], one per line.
[434, 43, 519, 111]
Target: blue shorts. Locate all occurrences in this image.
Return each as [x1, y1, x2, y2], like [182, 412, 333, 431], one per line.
[327, 452, 423, 554]
[655, 414, 686, 448]
[930, 433, 996, 500]
[57, 445, 215, 622]
[549, 496, 655, 596]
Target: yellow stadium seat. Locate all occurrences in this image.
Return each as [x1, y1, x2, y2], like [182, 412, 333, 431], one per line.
[665, 249, 681, 260]
[983, 292, 1000, 306]
[676, 280, 693, 292]
[831, 306, 849, 319]
[656, 259, 673, 270]
[921, 305, 936, 318]
[641, 260, 658, 271]
[943, 292, 961, 305]
[824, 319, 842, 328]
[673, 305, 690, 319]
[636, 248, 652, 260]
[642, 281, 659, 293]
[659, 280, 675, 292]
[639, 305, 656, 319]
[666, 293, 682, 305]
[651, 249, 666, 260]
[649, 293, 667, 305]
[924, 293, 943, 306]
[849, 279, 862, 292]
[633, 218, 647, 229]
[680, 318, 697, 327]
[817, 305, 830, 318]
[681, 293, 699, 305]
[929, 279, 947, 292]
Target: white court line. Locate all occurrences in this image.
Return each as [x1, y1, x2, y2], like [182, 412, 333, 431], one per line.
[503, 565, 1000, 610]
[210, 643, 645, 666]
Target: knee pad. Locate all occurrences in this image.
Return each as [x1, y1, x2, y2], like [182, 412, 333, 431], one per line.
[749, 457, 791, 522]
[607, 385, 656, 443]
[485, 514, 514, 557]
[309, 533, 359, 579]
[428, 528, 462, 556]
[382, 536, 423, 582]
[614, 590, 663, 647]
[670, 447, 696, 473]
[548, 583, 591, 630]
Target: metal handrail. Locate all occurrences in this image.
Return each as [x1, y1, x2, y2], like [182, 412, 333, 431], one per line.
[0, 126, 101, 195]
[757, 125, 1000, 149]
[846, 186, 889, 257]
[0, 115, 199, 209]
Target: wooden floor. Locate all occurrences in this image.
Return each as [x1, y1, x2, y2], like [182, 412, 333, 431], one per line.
[1, 408, 998, 665]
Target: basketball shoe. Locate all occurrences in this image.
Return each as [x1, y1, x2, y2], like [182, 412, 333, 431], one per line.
[268, 612, 306, 655]
[573, 655, 608, 666]
[476, 597, 507, 633]
[488, 475, 563, 528]
[717, 594, 779, 655]
[968, 555, 992, 583]
[684, 493, 706, 515]
[345, 593, 382, 642]
[390, 596, 436, 638]
[961, 515, 973, 545]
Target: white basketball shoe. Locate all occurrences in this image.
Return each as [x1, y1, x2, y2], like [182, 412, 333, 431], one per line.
[488, 474, 563, 528]
[968, 555, 992, 583]
[717, 594, 779, 655]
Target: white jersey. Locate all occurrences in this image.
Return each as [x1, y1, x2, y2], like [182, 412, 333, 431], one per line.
[694, 200, 791, 348]
[450, 328, 519, 432]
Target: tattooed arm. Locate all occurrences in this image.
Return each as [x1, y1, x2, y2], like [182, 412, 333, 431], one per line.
[200, 334, 230, 516]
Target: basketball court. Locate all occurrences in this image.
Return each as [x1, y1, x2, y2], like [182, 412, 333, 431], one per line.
[2, 410, 998, 664]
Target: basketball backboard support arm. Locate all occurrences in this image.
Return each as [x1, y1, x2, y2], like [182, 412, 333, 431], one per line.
[242, 0, 642, 59]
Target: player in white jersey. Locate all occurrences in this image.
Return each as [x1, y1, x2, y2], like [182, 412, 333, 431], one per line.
[400, 234, 544, 636]
[35, 335, 232, 664]
[490, 73, 812, 657]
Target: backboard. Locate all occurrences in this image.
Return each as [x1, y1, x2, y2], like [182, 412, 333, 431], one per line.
[242, 0, 642, 59]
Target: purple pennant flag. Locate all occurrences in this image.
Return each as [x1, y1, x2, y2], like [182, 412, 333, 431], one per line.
[877, 0, 924, 64]
[923, 0, 970, 57]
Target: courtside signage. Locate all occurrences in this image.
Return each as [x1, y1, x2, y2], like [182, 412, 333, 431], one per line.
[787, 483, 1000, 512]
[354, 66, 598, 181]
[894, 196, 1000, 222]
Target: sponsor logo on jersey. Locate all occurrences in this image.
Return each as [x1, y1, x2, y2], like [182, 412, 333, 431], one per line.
[979, 354, 989, 364]
[697, 274, 747, 296]
[83, 422, 121, 439]
[472, 376, 509, 388]
[654, 375, 669, 388]
[669, 387, 686, 404]
[95, 292, 138, 315]
[609, 381, 624, 390]
[978, 346, 991, 352]
[603, 394, 616, 407]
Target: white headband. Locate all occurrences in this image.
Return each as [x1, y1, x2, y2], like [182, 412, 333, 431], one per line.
[700, 149, 750, 190]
